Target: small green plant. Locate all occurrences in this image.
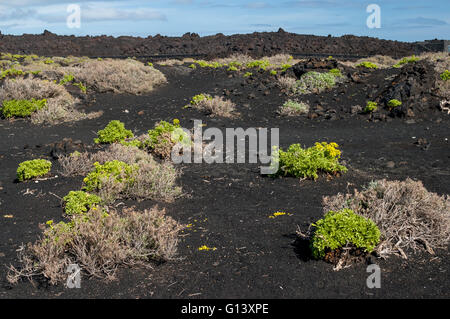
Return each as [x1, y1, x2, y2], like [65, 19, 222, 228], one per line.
[280, 63, 292, 72]
[0, 68, 25, 79]
[189, 93, 213, 106]
[329, 68, 343, 77]
[194, 60, 223, 68]
[270, 70, 277, 76]
[243, 72, 253, 78]
[364, 101, 378, 113]
[272, 142, 347, 179]
[393, 55, 419, 68]
[59, 74, 75, 85]
[440, 70, 450, 81]
[387, 99, 402, 108]
[189, 64, 197, 69]
[63, 191, 102, 216]
[145, 119, 188, 150]
[83, 160, 136, 192]
[17, 159, 52, 182]
[280, 100, 310, 115]
[147, 62, 154, 67]
[356, 61, 378, 69]
[310, 208, 381, 259]
[73, 82, 87, 93]
[292, 71, 336, 94]
[94, 120, 134, 144]
[1, 98, 47, 118]
[227, 66, 238, 72]
[246, 59, 271, 71]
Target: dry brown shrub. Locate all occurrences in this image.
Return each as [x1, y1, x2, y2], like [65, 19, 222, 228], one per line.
[58, 144, 182, 203]
[58, 144, 154, 177]
[0, 77, 99, 124]
[63, 59, 167, 94]
[193, 96, 237, 118]
[7, 205, 185, 285]
[278, 76, 298, 93]
[323, 179, 450, 259]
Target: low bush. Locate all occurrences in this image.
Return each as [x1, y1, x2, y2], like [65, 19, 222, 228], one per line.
[7, 205, 184, 285]
[0, 78, 98, 125]
[356, 61, 378, 69]
[364, 101, 378, 113]
[190, 94, 236, 117]
[323, 179, 450, 258]
[1, 98, 47, 118]
[63, 191, 102, 216]
[272, 142, 347, 179]
[144, 119, 190, 158]
[387, 99, 402, 108]
[17, 159, 52, 181]
[310, 208, 381, 259]
[83, 160, 136, 193]
[291, 71, 337, 94]
[94, 120, 134, 144]
[279, 100, 310, 116]
[393, 55, 419, 68]
[440, 70, 450, 81]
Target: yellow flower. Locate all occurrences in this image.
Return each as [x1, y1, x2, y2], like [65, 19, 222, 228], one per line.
[198, 245, 217, 251]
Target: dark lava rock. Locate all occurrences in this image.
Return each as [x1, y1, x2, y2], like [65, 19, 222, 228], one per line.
[292, 58, 338, 78]
[50, 138, 86, 159]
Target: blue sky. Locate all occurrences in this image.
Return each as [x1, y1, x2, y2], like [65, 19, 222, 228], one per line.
[0, 0, 448, 42]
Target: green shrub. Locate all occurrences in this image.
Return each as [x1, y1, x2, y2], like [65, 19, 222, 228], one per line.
[364, 101, 378, 113]
[310, 208, 381, 259]
[272, 142, 347, 179]
[94, 120, 134, 144]
[145, 119, 189, 150]
[17, 159, 52, 181]
[83, 160, 136, 192]
[59, 74, 75, 85]
[190, 93, 212, 106]
[280, 63, 292, 72]
[0, 68, 25, 79]
[280, 100, 310, 115]
[227, 66, 238, 72]
[356, 61, 378, 69]
[243, 72, 253, 78]
[292, 71, 336, 94]
[329, 68, 343, 77]
[63, 191, 102, 216]
[1, 98, 47, 118]
[270, 70, 277, 76]
[440, 70, 450, 81]
[387, 99, 402, 108]
[246, 59, 271, 70]
[194, 60, 223, 68]
[393, 55, 419, 68]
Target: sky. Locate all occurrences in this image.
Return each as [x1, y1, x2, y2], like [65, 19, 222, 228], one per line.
[0, 0, 448, 42]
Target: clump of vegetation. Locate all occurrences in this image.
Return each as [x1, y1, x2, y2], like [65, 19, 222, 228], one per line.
[83, 160, 136, 193]
[393, 55, 419, 68]
[0, 78, 99, 125]
[17, 159, 52, 181]
[58, 144, 182, 203]
[94, 120, 134, 144]
[279, 100, 310, 116]
[189, 93, 213, 106]
[144, 119, 190, 158]
[323, 179, 450, 259]
[364, 101, 378, 113]
[189, 94, 236, 117]
[440, 70, 450, 81]
[271, 142, 347, 179]
[387, 99, 402, 109]
[309, 208, 380, 259]
[328, 68, 343, 77]
[227, 66, 238, 72]
[63, 191, 102, 216]
[1, 98, 47, 118]
[243, 72, 253, 78]
[291, 71, 337, 94]
[7, 205, 185, 285]
[246, 59, 271, 71]
[356, 61, 378, 69]
[59, 74, 87, 93]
